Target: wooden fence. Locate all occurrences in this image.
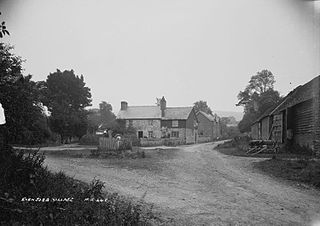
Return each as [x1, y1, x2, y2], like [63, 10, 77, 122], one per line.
[99, 137, 120, 151]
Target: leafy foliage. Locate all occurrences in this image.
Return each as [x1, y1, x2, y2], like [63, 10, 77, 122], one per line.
[237, 70, 282, 133]
[0, 44, 51, 144]
[0, 12, 10, 38]
[193, 100, 213, 115]
[0, 146, 155, 225]
[42, 69, 92, 142]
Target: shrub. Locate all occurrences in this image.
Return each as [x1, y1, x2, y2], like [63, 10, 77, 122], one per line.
[118, 138, 132, 151]
[79, 134, 99, 145]
[0, 145, 154, 225]
[286, 142, 314, 156]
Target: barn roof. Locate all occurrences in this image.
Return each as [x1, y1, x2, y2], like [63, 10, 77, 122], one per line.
[252, 106, 276, 125]
[270, 75, 320, 115]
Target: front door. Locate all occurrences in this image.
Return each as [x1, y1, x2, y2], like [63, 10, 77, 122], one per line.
[138, 131, 143, 138]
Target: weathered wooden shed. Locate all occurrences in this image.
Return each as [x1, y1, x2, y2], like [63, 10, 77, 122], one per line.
[250, 107, 274, 140]
[269, 76, 320, 154]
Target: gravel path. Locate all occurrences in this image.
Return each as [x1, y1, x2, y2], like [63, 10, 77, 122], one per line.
[44, 142, 320, 225]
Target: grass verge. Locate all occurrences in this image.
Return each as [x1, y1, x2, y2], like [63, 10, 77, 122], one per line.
[0, 144, 160, 225]
[252, 158, 320, 189]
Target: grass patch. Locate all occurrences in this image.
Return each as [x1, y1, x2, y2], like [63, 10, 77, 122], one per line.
[0, 145, 159, 225]
[91, 147, 146, 159]
[253, 158, 320, 189]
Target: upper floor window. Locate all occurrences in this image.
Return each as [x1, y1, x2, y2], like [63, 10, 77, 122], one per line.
[128, 120, 133, 127]
[172, 120, 178, 127]
[148, 120, 153, 126]
[148, 131, 153, 138]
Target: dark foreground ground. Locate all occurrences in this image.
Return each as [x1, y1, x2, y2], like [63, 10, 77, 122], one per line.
[44, 142, 320, 225]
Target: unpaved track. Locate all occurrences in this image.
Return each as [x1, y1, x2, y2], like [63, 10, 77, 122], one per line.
[44, 142, 320, 225]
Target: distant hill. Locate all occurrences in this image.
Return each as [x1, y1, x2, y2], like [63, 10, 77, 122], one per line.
[213, 111, 243, 121]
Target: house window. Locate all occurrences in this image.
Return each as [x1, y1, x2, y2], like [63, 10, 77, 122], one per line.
[172, 120, 178, 127]
[148, 120, 153, 125]
[171, 131, 179, 138]
[148, 131, 153, 138]
[128, 120, 133, 127]
[138, 131, 143, 138]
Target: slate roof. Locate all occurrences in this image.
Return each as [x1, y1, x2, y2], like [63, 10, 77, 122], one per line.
[197, 111, 218, 122]
[117, 105, 194, 120]
[163, 107, 194, 120]
[117, 106, 161, 119]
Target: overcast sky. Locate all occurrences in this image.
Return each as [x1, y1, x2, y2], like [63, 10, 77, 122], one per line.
[0, 0, 319, 114]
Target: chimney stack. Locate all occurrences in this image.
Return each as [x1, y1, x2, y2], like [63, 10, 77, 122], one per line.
[160, 96, 166, 117]
[121, 101, 128, 110]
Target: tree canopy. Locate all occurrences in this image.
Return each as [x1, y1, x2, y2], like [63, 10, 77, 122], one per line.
[42, 69, 92, 141]
[237, 70, 281, 133]
[193, 100, 213, 115]
[0, 44, 50, 144]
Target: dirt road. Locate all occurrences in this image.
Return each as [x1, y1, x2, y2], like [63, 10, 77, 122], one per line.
[44, 142, 320, 225]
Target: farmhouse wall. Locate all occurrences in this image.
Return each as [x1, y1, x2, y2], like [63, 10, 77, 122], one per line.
[197, 113, 213, 139]
[126, 119, 161, 138]
[167, 128, 186, 143]
[186, 128, 196, 144]
[161, 120, 186, 128]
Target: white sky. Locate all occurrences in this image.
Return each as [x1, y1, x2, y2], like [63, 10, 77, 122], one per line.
[1, 0, 319, 114]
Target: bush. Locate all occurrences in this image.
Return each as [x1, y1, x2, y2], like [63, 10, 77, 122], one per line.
[0, 145, 155, 225]
[118, 138, 132, 151]
[284, 142, 315, 156]
[79, 134, 99, 145]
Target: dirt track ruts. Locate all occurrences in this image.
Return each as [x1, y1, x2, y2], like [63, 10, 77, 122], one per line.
[44, 142, 320, 225]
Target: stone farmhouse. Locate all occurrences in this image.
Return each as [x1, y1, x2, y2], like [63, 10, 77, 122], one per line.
[251, 75, 320, 154]
[196, 111, 221, 142]
[117, 97, 199, 144]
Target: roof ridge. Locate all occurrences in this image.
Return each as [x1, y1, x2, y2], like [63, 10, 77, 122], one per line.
[166, 106, 193, 108]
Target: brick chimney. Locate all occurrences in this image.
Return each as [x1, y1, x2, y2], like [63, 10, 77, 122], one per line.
[160, 96, 166, 117]
[121, 101, 128, 110]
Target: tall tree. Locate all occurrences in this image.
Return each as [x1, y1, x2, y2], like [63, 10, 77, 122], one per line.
[42, 69, 92, 142]
[99, 101, 116, 124]
[193, 100, 213, 115]
[0, 44, 50, 144]
[237, 70, 281, 133]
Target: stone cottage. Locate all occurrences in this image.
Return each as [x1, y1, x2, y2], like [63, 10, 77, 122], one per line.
[117, 97, 198, 144]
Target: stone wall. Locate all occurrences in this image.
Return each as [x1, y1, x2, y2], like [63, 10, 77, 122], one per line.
[126, 119, 161, 138]
[198, 136, 212, 143]
[167, 128, 186, 143]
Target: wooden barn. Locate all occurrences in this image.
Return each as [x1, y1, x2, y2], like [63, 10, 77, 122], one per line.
[251, 107, 274, 141]
[269, 76, 320, 153]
